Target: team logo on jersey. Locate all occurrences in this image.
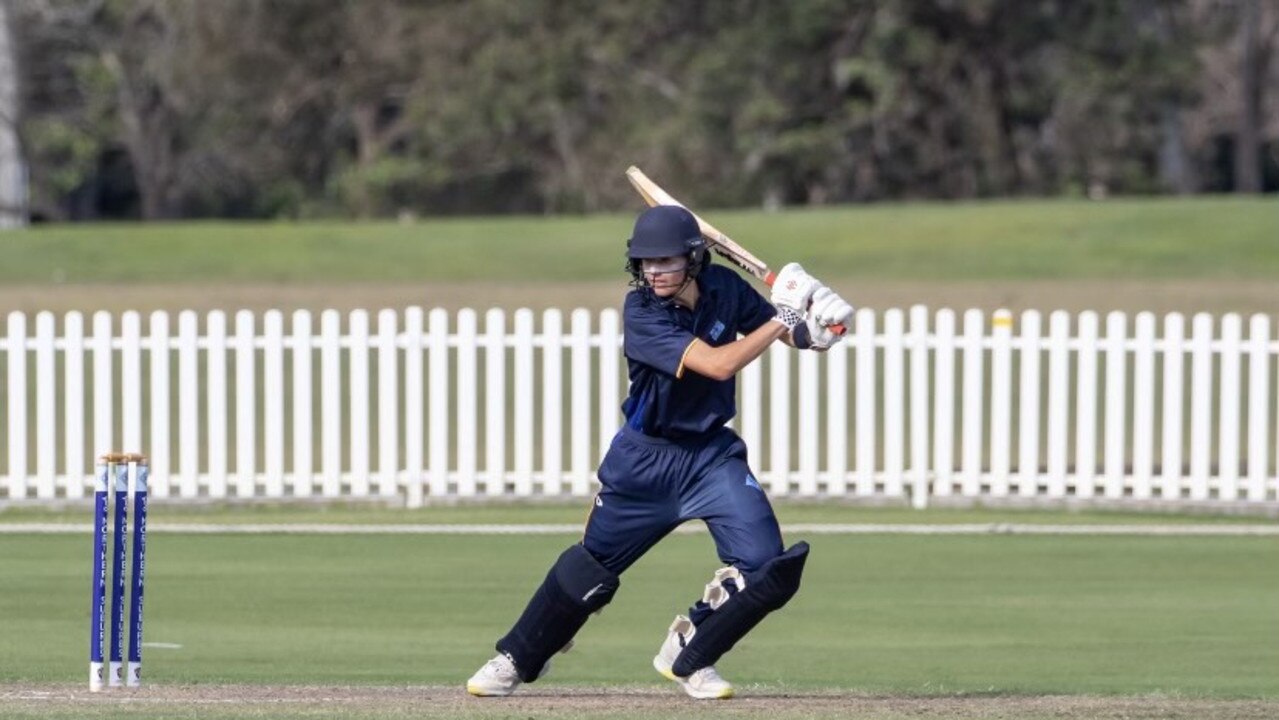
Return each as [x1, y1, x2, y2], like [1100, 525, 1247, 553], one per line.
[744, 473, 762, 492]
[709, 320, 726, 341]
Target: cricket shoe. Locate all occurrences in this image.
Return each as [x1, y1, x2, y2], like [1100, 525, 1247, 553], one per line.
[466, 653, 543, 697]
[465, 641, 573, 697]
[652, 615, 734, 700]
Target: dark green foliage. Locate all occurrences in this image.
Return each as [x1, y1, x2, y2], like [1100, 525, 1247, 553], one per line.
[11, 0, 1276, 220]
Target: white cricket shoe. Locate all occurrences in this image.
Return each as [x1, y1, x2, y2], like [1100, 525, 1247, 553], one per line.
[466, 653, 524, 697]
[465, 641, 572, 697]
[652, 615, 734, 699]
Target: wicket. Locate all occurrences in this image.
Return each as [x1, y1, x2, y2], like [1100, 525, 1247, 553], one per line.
[89, 453, 149, 692]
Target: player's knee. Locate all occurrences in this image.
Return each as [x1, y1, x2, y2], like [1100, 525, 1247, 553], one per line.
[551, 543, 620, 612]
[743, 541, 809, 611]
[732, 543, 785, 576]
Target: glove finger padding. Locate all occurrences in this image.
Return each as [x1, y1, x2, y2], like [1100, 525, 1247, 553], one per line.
[805, 314, 842, 349]
[770, 263, 818, 313]
[809, 287, 853, 328]
[801, 287, 852, 349]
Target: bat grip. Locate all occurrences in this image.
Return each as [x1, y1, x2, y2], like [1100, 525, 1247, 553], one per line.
[762, 271, 848, 336]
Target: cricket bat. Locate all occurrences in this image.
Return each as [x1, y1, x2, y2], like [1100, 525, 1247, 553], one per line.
[624, 166, 846, 336]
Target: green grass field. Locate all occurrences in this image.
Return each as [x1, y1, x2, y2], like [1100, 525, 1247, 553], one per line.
[2, 196, 1275, 284]
[2, 505, 1277, 718]
[3, 198, 1278, 718]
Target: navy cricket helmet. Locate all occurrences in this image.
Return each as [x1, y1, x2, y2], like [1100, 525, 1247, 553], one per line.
[625, 205, 709, 285]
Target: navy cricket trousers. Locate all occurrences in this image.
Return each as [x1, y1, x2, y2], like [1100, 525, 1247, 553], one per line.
[582, 425, 784, 577]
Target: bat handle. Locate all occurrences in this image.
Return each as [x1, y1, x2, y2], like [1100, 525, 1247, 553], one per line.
[762, 271, 848, 336]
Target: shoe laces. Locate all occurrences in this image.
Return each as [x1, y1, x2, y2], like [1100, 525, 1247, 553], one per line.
[690, 665, 724, 685]
[483, 654, 517, 679]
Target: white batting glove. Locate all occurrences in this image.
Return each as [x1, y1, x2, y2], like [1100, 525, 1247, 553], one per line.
[805, 286, 854, 349]
[770, 262, 818, 313]
[809, 286, 853, 327]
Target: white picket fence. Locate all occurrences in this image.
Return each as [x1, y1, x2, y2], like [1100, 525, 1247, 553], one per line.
[2, 307, 1277, 507]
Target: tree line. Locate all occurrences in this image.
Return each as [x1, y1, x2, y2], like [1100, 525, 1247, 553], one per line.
[9, 0, 1278, 221]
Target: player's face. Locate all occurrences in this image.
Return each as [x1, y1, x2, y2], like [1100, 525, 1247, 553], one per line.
[642, 256, 688, 296]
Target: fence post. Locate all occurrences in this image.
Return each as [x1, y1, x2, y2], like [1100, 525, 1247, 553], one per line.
[179, 311, 200, 498]
[35, 312, 55, 499]
[768, 342, 791, 495]
[147, 312, 169, 498]
[1189, 313, 1213, 500]
[1046, 311, 1070, 498]
[1104, 311, 1128, 499]
[542, 309, 563, 496]
[207, 311, 228, 498]
[990, 309, 1012, 497]
[933, 309, 956, 497]
[883, 309, 905, 498]
[1218, 313, 1242, 501]
[798, 339, 820, 497]
[741, 351, 763, 479]
[1246, 314, 1270, 502]
[429, 308, 450, 498]
[513, 309, 534, 497]
[854, 309, 877, 497]
[570, 309, 592, 496]
[66, 312, 86, 498]
[1074, 311, 1099, 499]
[597, 309, 620, 464]
[264, 310, 285, 498]
[93, 311, 113, 467]
[483, 309, 505, 497]
[908, 306, 930, 509]
[1017, 311, 1042, 497]
[121, 312, 142, 457]
[377, 308, 400, 499]
[825, 336, 849, 497]
[235, 310, 255, 498]
[349, 310, 370, 498]
[292, 310, 314, 498]
[1161, 313, 1185, 500]
[456, 309, 477, 497]
[1132, 312, 1156, 499]
[6, 312, 26, 499]
[404, 307, 424, 507]
[961, 309, 985, 497]
[320, 310, 342, 498]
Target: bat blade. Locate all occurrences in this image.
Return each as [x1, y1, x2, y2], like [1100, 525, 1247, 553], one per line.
[625, 166, 772, 282]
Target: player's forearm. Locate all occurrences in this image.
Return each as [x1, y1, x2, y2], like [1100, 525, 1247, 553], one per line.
[683, 321, 787, 381]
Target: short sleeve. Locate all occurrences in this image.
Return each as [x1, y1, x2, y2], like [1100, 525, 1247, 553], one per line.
[731, 271, 777, 334]
[623, 294, 698, 378]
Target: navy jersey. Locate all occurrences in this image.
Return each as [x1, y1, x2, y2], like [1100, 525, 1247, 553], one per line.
[620, 264, 776, 439]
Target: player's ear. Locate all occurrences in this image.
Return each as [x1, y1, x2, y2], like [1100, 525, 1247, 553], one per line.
[687, 235, 707, 276]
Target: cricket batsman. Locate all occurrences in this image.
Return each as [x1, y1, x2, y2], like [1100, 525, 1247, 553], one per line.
[467, 204, 853, 699]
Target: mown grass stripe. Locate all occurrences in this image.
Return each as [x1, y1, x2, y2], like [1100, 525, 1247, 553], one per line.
[3, 522, 1276, 535]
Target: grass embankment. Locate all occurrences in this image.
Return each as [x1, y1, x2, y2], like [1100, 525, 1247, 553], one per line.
[2, 197, 1274, 285]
